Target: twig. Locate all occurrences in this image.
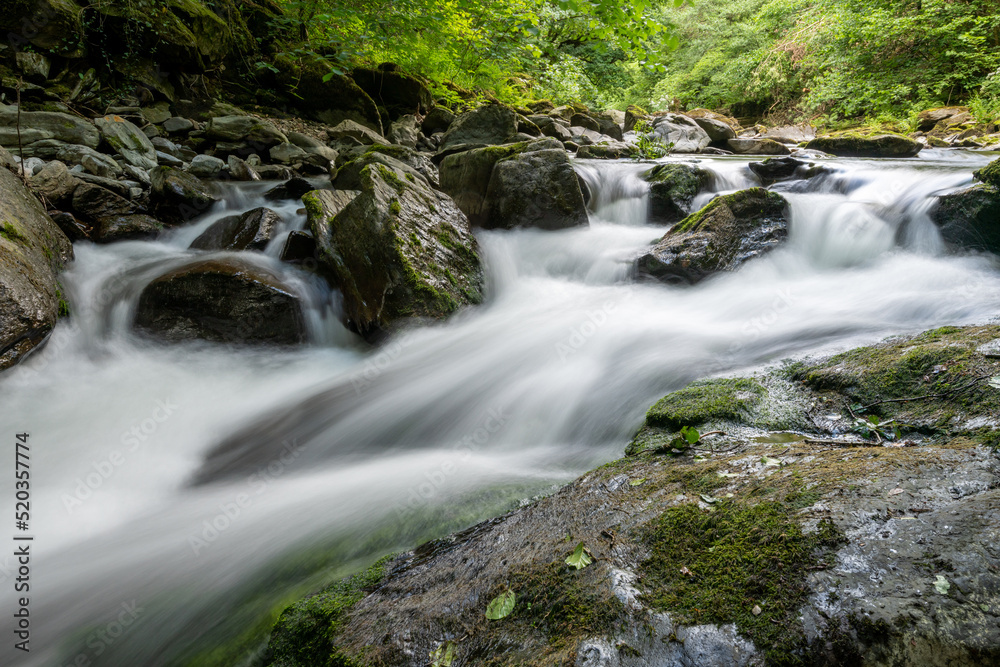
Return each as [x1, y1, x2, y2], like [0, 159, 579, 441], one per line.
[15, 78, 26, 185]
[860, 373, 993, 412]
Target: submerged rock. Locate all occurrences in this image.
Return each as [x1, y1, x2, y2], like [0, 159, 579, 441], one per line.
[262, 325, 1000, 667]
[642, 163, 710, 225]
[637, 188, 788, 284]
[189, 207, 280, 251]
[304, 153, 484, 335]
[805, 134, 922, 158]
[0, 148, 73, 370]
[748, 156, 808, 183]
[133, 259, 306, 345]
[149, 166, 218, 223]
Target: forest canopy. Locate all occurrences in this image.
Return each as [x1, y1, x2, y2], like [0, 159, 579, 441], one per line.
[273, 0, 1000, 123]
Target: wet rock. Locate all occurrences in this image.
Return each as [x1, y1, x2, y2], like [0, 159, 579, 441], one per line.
[95, 115, 158, 169]
[0, 106, 100, 152]
[805, 134, 922, 158]
[336, 145, 440, 189]
[931, 184, 1000, 254]
[726, 137, 791, 155]
[287, 132, 339, 162]
[227, 155, 261, 182]
[264, 178, 315, 202]
[73, 171, 133, 199]
[205, 115, 287, 148]
[0, 147, 74, 370]
[71, 182, 135, 221]
[304, 153, 483, 334]
[485, 148, 589, 230]
[269, 143, 309, 165]
[189, 207, 280, 251]
[649, 114, 711, 153]
[748, 156, 807, 183]
[134, 259, 306, 345]
[643, 163, 710, 225]
[280, 231, 317, 264]
[94, 215, 163, 243]
[149, 166, 218, 223]
[163, 117, 194, 134]
[48, 211, 90, 241]
[188, 154, 226, 179]
[576, 142, 635, 159]
[637, 188, 788, 283]
[439, 105, 518, 152]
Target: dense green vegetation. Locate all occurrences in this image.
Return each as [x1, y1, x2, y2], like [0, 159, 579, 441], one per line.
[273, 0, 1000, 122]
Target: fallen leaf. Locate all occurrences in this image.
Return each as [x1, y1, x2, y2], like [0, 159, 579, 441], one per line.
[430, 640, 457, 667]
[700, 493, 719, 504]
[934, 575, 950, 595]
[680, 566, 693, 576]
[761, 456, 781, 467]
[752, 605, 762, 616]
[485, 590, 516, 620]
[888, 488, 904, 496]
[630, 478, 647, 486]
[565, 542, 593, 570]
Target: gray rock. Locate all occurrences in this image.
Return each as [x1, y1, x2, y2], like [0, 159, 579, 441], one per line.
[134, 259, 306, 345]
[156, 151, 185, 167]
[693, 116, 737, 142]
[760, 124, 815, 144]
[805, 134, 923, 158]
[439, 105, 518, 151]
[287, 132, 339, 162]
[140, 104, 173, 125]
[643, 163, 710, 225]
[205, 115, 287, 148]
[122, 164, 151, 187]
[280, 231, 317, 263]
[576, 142, 635, 159]
[485, 148, 589, 230]
[931, 184, 1000, 254]
[388, 114, 421, 148]
[0, 147, 74, 370]
[637, 188, 788, 283]
[305, 153, 484, 335]
[73, 172, 133, 199]
[93, 215, 163, 242]
[269, 143, 309, 165]
[15, 51, 51, 81]
[327, 120, 388, 146]
[163, 117, 194, 134]
[650, 114, 711, 153]
[726, 137, 792, 155]
[188, 154, 226, 179]
[71, 182, 135, 220]
[0, 105, 100, 150]
[189, 207, 280, 251]
[149, 166, 218, 223]
[28, 161, 80, 205]
[227, 155, 261, 182]
[421, 107, 456, 135]
[95, 115, 158, 169]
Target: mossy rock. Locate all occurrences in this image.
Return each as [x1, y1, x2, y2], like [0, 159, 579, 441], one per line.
[642, 163, 709, 225]
[973, 156, 1000, 188]
[929, 182, 1000, 254]
[804, 133, 922, 158]
[637, 188, 788, 284]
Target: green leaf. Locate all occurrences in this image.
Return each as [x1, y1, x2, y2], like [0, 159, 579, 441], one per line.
[699, 493, 718, 504]
[934, 575, 950, 595]
[485, 590, 516, 620]
[630, 477, 647, 486]
[565, 542, 594, 570]
[430, 641, 456, 667]
[681, 425, 700, 444]
[761, 456, 781, 467]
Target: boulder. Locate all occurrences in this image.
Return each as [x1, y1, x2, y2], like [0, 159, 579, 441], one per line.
[189, 207, 280, 251]
[141, 104, 173, 125]
[388, 115, 421, 148]
[304, 154, 484, 334]
[327, 120, 389, 146]
[726, 138, 791, 155]
[163, 117, 194, 134]
[336, 144, 439, 189]
[931, 183, 1000, 254]
[149, 166, 218, 223]
[637, 188, 788, 283]
[692, 116, 736, 143]
[916, 107, 969, 132]
[95, 115, 158, 170]
[649, 114, 711, 153]
[0, 0, 86, 57]
[684, 108, 740, 130]
[748, 157, 807, 183]
[532, 116, 574, 143]
[0, 147, 74, 370]
[575, 142, 635, 159]
[205, 115, 287, 148]
[351, 66, 432, 120]
[94, 214, 163, 242]
[421, 107, 456, 136]
[0, 106, 100, 150]
[188, 154, 226, 179]
[643, 163, 710, 225]
[485, 149, 589, 231]
[624, 105, 651, 133]
[280, 231, 317, 264]
[973, 158, 1000, 188]
[268, 142, 309, 165]
[595, 113, 624, 141]
[71, 183, 135, 221]
[12, 141, 121, 179]
[264, 178, 315, 201]
[805, 134, 922, 158]
[569, 113, 601, 133]
[760, 124, 816, 144]
[439, 105, 518, 152]
[134, 259, 306, 345]
[28, 161, 80, 205]
[287, 132, 339, 162]
[227, 155, 260, 182]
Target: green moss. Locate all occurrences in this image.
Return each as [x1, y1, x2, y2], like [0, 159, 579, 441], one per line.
[0, 221, 29, 244]
[375, 164, 406, 194]
[645, 378, 766, 431]
[265, 556, 393, 667]
[389, 199, 401, 215]
[974, 157, 1000, 188]
[638, 500, 844, 666]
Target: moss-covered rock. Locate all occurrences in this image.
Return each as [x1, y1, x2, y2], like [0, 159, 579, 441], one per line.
[0, 0, 85, 57]
[351, 66, 432, 122]
[973, 156, 1000, 188]
[438, 104, 519, 152]
[484, 147, 589, 230]
[306, 154, 484, 335]
[0, 147, 73, 370]
[930, 183, 1000, 255]
[642, 163, 709, 225]
[636, 188, 788, 284]
[805, 133, 922, 158]
[268, 57, 384, 134]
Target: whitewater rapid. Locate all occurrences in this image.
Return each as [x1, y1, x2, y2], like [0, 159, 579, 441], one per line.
[1, 149, 998, 666]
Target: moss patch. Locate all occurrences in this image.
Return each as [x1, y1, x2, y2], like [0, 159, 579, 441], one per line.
[646, 378, 766, 431]
[0, 221, 29, 245]
[638, 500, 844, 666]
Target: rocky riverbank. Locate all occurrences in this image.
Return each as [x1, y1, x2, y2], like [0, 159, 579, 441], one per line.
[263, 325, 1000, 667]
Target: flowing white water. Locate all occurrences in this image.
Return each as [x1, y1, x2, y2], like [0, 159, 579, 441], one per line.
[1, 149, 998, 666]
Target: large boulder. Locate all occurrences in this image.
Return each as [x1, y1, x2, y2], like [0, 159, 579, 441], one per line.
[149, 166, 218, 223]
[134, 259, 306, 344]
[351, 66, 433, 120]
[637, 188, 788, 283]
[438, 105, 519, 152]
[748, 157, 808, 184]
[28, 160, 80, 205]
[485, 149, 589, 230]
[94, 214, 163, 242]
[335, 144, 439, 189]
[760, 124, 816, 144]
[0, 105, 100, 150]
[0, 148, 73, 370]
[95, 115, 158, 169]
[0, 0, 86, 57]
[931, 187, 1000, 255]
[624, 104, 651, 133]
[643, 163, 710, 225]
[726, 138, 791, 155]
[915, 107, 968, 132]
[805, 134, 922, 158]
[204, 115, 287, 149]
[327, 120, 389, 146]
[690, 115, 737, 143]
[649, 114, 711, 153]
[304, 154, 484, 335]
[189, 207, 280, 251]
[269, 61, 383, 134]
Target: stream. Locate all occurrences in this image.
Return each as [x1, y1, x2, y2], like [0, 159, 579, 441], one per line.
[2, 149, 999, 666]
